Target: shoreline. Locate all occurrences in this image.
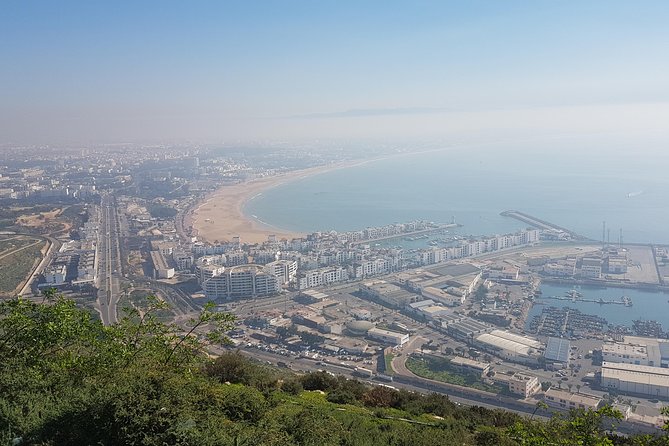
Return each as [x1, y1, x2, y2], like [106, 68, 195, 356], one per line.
[190, 141, 561, 246]
[191, 158, 377, 244]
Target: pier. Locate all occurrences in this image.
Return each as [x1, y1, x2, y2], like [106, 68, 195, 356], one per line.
[500, 210, 590, 240]
[541, 294, 633, 306]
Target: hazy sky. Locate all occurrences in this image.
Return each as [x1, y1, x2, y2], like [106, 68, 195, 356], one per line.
[2, 1, 669, 144]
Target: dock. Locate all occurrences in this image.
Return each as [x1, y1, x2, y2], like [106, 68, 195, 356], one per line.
[500, 210, 590, 240]
[541, 294, 632, 306]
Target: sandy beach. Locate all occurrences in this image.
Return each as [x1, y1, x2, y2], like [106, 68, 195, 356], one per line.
[190, 149, 458, 245]
[191, 162, 360, 245]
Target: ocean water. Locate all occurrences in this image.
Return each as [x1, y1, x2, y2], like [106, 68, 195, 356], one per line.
[525, 284, 669, 330]
[245, 136, 669, 244]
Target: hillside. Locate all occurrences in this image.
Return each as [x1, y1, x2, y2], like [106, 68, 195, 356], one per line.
[0, 293, 667, 446]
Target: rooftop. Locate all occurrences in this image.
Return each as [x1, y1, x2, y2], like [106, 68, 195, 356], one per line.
[545, 337, 571, 363]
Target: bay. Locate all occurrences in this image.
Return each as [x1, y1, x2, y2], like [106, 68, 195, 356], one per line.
[245, 136, 669, 244]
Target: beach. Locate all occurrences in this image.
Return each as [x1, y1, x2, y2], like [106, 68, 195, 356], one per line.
[191, 161, 364, 244]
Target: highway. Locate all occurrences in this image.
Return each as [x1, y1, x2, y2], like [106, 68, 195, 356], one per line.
[97, 194, 123, 325]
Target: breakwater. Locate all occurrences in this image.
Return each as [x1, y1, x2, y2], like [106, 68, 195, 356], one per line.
[500, 210, 591, 240]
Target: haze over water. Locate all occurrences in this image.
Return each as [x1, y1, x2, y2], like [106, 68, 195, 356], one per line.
[246, 136, 669, 244]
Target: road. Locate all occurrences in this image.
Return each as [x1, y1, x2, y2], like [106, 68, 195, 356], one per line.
[17, 234, 60, 297]
[232, 345, 550, 421]
[96, 194, 123, 325]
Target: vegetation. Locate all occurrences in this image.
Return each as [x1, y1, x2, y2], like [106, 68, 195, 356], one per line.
[406, 355, 504, 393]
[1, 292, 668, 445]
[147, 204, 178, 219]
[0, 237, 45, 293]
[384, 352, 395, 375]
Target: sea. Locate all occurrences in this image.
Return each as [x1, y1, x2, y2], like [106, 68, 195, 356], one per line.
[244, 135, 669, 329]
[245, 135, 669, 245]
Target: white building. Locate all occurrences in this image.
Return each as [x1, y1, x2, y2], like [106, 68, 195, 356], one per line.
[298, 266, 348, 289]
[475, 330, 543, 364]
[265, 260, 298, 284]
[196, 264, 225, 284]
[544, 388, 601, 411]
[450, 356, 490, 377]
[351, 258, 393, 278]
[45, 264, 67, 285]
[602, 336, 669, 368]
[580, 257, 603, 278]
[367, 327, 409, 346]
[202, 264, 280, 300]
[150, 251, 175, 279]
[601, 361, 669, 399]
[505, 373, 541, 398]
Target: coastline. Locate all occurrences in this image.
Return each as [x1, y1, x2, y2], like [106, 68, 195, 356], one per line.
[189, 144, 482, 245]
[191, 159, 375, 244]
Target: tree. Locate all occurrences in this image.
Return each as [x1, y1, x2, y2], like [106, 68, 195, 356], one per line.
[299, 371, 338, 391]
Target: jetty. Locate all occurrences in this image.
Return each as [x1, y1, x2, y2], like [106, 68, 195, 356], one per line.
[542, 294, 632, 307]
[500, 210, 590, 240]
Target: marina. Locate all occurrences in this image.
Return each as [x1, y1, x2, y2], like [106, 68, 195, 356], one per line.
[538, 289, 633, 307]
[525, 283, 669, 334]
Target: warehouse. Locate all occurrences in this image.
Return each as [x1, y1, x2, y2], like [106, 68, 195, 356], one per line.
[545, 337, 571, 369]
[475, 330, 543, 364]
[602, 336, 669, 367]
[442, 317, 492, 341]
[367, 327, 409, 346]
[601, 361, 669, 399]
[359, 280, 419, 308]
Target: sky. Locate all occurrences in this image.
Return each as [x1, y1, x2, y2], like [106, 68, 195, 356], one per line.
[1, 1, 669, 144]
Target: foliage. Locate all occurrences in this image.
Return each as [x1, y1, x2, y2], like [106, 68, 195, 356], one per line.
[1, 293, 668, 445]
[406, 355, 504, 393]
[147, 204, 178, 219]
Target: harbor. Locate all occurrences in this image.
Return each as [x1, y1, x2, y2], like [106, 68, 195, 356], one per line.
[538, 289, 633, 306]
[500, 210, 591, 241]
[525, 283, 669, 336]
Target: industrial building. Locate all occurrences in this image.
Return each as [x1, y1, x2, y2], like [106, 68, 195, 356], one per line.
[442, 317, 492, 341]
[601, 361, 669, 399]
[299, 289, 329, 303]
[150, 250, 175, 279]
[545, 337, 571, 369]
[359, 280, 419, 308]
[475, 330, 543, 364]
[602, 336, 669, 367]
[421, 286, 466, 306]
[416, 304, 450, 320]
[367, 327, 409, 346]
